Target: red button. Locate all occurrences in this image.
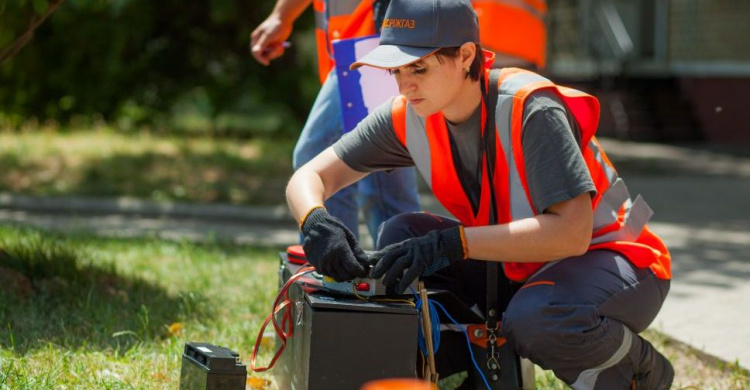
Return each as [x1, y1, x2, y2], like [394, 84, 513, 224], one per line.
[355, 282, 371, 292]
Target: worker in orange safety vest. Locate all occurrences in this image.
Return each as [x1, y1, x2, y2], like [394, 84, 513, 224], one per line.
[251, 0, 547, 244]
[286, 0, 673, 388]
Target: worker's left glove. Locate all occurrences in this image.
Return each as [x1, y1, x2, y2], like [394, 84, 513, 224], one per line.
[369, 226, 468, 294]
[301, 206, 369, 282]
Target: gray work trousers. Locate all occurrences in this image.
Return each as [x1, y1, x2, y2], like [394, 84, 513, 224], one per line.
[376, 212, 672, 389]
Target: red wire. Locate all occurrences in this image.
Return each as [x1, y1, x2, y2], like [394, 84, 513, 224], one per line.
[250, 265, 315, 372]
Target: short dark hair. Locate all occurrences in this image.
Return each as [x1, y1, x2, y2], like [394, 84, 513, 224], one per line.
[434, 43, 484, 81]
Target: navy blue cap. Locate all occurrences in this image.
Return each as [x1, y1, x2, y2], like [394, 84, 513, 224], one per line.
[350, 0, 479, 70]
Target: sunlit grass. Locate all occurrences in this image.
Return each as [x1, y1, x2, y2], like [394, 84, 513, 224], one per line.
[0, 128, 294, 205]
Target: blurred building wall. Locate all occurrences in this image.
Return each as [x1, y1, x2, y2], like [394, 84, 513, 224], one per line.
[670, 1, 750, 63]
[546, 0, 750, 145]
[669, 1, 750, 145]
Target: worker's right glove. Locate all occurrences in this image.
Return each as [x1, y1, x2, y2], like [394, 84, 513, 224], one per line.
[369, 226, 468, 294]
[301, 206, 369, 282]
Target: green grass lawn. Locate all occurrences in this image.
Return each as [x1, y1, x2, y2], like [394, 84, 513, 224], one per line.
[1, 225, 748, 389]
[0, 225, 280, 389]
[0, 128, 294, 205]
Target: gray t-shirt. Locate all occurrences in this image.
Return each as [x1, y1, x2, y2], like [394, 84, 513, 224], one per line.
[332, 90, 596, 213]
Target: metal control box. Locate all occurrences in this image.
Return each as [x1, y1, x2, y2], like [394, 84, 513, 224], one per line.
[274, 284, 419, 390]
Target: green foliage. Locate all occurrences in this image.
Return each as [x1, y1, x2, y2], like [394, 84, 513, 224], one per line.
[31, 0, 49, 15]
[0, 0, 319, 137]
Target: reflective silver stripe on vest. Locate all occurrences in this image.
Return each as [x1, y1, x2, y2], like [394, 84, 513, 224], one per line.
[499, 72, 550, 96]
[327, 0, 360, 16]
[314, 0, 360, 31]
[593, 177, 628, 230]
[404, 104, 431, 187]
[591, 194, 653, 244]
[589, 145, 653, 243]
[589, 140, 617, 185]
[481, 0, 547, 21]
[495, 94, 534, 220]
[314, 9, 326, 30]
[498, 73, 545, 219]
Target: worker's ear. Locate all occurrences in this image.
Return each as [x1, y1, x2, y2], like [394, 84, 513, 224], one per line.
[459, 42, 476, 70]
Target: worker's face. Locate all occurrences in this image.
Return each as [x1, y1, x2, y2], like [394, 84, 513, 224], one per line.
[390, 53, 467, 117]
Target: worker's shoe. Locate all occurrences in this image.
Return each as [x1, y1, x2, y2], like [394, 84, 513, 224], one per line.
[631, 341, 674, 390]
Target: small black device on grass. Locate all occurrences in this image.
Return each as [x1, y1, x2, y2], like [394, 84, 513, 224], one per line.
[180, 342, 247, 390]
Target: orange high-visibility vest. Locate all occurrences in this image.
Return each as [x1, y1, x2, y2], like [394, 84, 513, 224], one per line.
[474, 0, 547, 69]
[390, 67, 671, 282]
[313, 0, 377, 84]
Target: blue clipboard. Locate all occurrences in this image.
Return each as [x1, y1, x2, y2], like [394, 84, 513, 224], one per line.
[332, 35, 400, 133]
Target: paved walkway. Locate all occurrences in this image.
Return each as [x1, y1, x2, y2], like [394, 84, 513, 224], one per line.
[1, 138, 748, 369]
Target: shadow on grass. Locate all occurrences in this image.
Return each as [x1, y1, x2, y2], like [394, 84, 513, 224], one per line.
[0, 230, 212, 355]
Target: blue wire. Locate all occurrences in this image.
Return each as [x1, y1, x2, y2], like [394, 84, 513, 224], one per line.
[410, 288, 491, 390]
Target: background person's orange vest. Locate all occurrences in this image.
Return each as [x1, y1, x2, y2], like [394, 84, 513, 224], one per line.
[474, 0, 547, 69]
[313, 0, 548, 84]
[313, 0, 377, 84]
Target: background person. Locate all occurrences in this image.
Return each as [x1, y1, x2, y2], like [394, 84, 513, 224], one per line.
[286, 0, 673, 388]
[251, 0, 420, 242]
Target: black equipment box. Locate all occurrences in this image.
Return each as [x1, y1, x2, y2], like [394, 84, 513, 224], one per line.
[275, 284, 418, 389]
[276, 251, 418, 390]
[180, 342, 247, 390]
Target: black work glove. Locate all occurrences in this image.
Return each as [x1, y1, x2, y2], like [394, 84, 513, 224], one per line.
[369, 226, 467, 294]
[301, 207, 369, 281]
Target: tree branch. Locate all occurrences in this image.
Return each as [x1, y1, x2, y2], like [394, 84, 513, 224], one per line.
[0, 0, 66, 66]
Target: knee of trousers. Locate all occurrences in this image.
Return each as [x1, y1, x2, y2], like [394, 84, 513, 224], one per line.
[504, 296, 607, 368]
[375, 212, 426, 249]
[375, 212, 455, 250]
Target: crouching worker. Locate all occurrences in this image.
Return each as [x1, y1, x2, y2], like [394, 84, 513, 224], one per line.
[286, 0, 673, 388]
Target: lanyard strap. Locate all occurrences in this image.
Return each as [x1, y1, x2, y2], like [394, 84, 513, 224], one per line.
[483, 69, 503, 381]
[482, 69, 501, 321]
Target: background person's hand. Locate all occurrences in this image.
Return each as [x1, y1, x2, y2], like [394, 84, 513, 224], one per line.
[369, 226, 467, 294]
[250, 15, 292, 66]
[301, 207, 370, 281]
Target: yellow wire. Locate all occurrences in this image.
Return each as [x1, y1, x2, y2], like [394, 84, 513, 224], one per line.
[352, 286, 416, 307]
[375, 298, 416, 307]
[420, 351, 426, 379]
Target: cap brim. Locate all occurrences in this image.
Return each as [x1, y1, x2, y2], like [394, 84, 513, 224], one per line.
[349, 45, 438, 70]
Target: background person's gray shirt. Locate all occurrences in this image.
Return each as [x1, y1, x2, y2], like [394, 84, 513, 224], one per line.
[332, 90, 596, 214]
